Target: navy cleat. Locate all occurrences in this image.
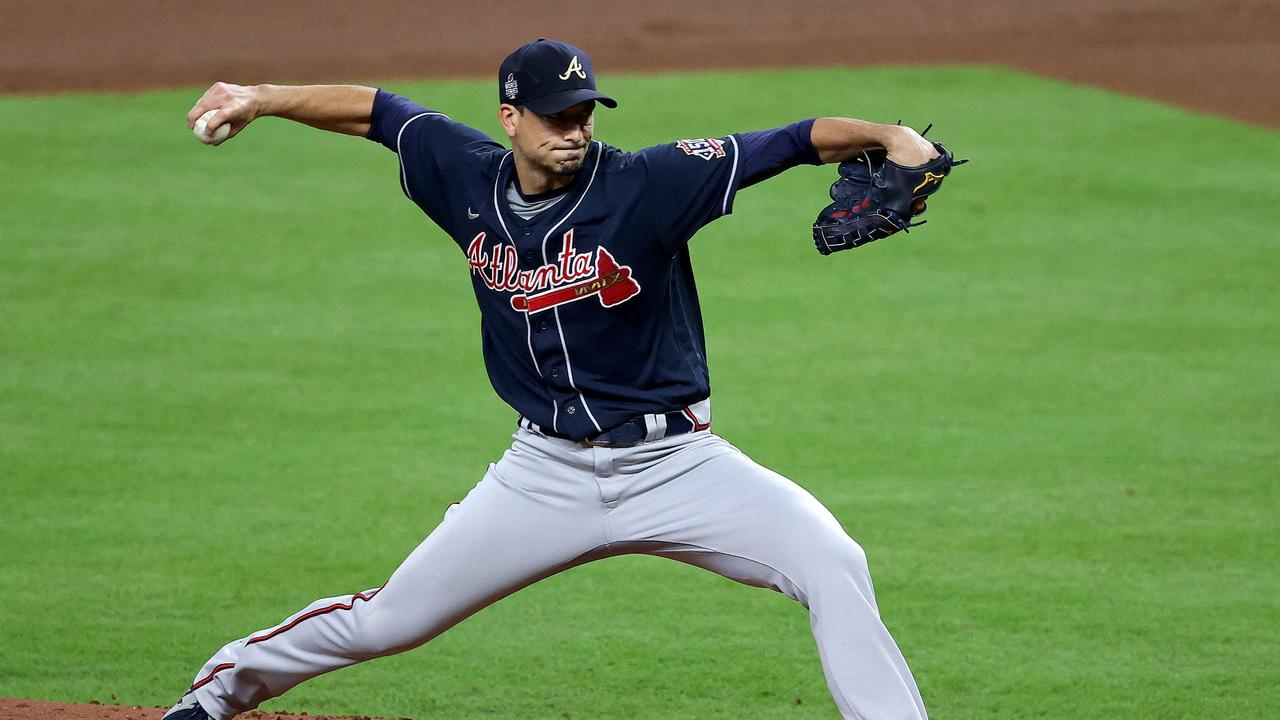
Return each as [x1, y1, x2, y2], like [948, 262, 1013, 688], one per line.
[162, 693, 212, 720]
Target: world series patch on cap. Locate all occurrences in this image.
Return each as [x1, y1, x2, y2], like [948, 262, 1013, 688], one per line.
[499, 38, 618, 115]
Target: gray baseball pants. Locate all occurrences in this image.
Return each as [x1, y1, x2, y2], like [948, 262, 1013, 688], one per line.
[187, 429, 927, 720]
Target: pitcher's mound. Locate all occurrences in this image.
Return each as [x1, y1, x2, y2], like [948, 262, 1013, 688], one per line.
[0, 698, 404, 720]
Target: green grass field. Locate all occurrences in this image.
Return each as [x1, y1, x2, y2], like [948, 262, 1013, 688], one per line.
[1, 66, 1277, 719]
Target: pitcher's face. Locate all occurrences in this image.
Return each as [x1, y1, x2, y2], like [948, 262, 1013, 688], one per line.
[502, 100, 596, 177]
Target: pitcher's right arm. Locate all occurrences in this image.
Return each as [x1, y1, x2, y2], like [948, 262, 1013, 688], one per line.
[186, 83, 377, 141]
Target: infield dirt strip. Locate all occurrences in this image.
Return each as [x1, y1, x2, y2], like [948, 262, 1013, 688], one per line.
[0, 698, 386, 720]
[1, 0, 1278, 126]
[0, 1, 1275, 720]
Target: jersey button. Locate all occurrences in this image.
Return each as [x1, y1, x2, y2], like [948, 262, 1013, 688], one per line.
[524, 250, 535, 262]
[565, 404, 576, 415]
[538, 320, 548, 331]
[522, 228, 532, 236]
[550, 368, 559, 378]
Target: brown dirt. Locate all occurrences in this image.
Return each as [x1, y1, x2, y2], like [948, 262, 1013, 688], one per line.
[3, 0, 1278, 127]
[0, 2, 1273, 720]
[0, 698, 397, 720]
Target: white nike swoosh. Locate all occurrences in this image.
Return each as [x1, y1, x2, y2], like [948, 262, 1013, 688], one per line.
[467, 207, 480, 220]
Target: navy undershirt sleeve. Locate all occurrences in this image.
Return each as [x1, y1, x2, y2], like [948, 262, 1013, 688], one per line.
[735, 118, 822, 188]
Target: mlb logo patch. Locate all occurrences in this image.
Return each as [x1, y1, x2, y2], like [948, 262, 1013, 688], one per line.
[676, 138, 726, 161]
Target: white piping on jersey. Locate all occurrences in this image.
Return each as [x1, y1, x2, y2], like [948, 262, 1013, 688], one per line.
[721, 134, 740, 216]
[492, 152, 552, 429]
[540, 141, 605, 434]
[395, 112, 448, 201]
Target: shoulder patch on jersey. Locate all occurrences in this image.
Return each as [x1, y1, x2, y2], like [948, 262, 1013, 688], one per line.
[676, 138, 726, 161]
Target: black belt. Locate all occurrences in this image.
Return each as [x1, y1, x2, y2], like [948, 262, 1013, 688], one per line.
[519, 405, 710, 448]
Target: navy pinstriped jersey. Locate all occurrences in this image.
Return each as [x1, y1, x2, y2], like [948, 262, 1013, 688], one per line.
[368, 90, 819, 440]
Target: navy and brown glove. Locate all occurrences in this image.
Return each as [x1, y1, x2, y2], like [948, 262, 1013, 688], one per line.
[812, 137, 966, 255]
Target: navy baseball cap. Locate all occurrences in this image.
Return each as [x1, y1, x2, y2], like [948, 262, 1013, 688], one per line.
[498, 38, 617, 114]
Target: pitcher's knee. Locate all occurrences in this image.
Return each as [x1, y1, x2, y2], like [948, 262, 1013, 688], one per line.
[805, 537, 876, 605]
[349, 602, 433, 658]
[831, 537, 870, 582]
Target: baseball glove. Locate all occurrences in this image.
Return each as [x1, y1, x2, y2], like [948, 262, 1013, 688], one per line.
[812, 133, 966, 255]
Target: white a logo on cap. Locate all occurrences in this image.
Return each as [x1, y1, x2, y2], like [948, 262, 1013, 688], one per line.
[504, 73, 519, 100]
[558, 56, 587, 81]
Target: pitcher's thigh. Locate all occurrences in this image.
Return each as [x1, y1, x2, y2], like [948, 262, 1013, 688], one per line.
[360, 467, 607, 651]
[616, 437, 874, 608]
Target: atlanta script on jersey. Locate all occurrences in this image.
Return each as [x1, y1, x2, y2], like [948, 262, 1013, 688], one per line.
[466, 230, 641, 314]
[367, 90, 742, 440]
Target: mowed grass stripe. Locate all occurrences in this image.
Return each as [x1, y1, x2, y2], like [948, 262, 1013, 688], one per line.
[1, 66, 1277, 719]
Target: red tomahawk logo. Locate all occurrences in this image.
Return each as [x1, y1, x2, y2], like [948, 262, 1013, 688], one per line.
[511, 247, 641, 314]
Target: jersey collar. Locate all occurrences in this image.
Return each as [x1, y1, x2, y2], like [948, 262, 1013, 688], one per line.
[496, 141, 603, 232]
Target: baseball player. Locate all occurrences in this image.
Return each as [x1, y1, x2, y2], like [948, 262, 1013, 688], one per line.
[166, 39, 945, 720]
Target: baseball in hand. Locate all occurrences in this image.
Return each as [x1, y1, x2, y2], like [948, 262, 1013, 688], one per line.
[193, 109, 231, 145]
